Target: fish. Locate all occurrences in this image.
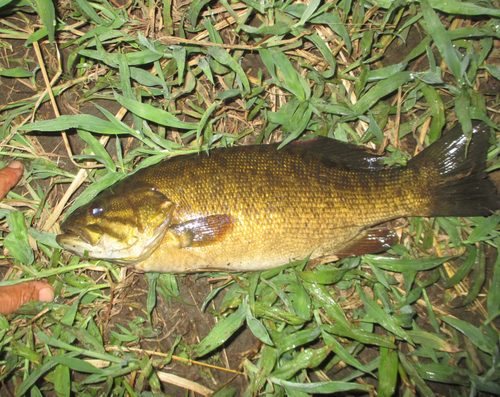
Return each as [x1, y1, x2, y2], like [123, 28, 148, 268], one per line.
[56, 121, 500, 273]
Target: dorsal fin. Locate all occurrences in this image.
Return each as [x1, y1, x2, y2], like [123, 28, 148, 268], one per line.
[289, 136, 385, 171]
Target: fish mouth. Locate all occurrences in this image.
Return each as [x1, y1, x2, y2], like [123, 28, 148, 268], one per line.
[57, 225, 103, 247]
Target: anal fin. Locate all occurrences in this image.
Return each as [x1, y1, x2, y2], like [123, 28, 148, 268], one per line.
[336, 228, 399, 258]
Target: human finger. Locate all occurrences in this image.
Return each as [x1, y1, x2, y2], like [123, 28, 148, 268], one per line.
[0, 281, 55, 316]
[0, 161, 24, 200]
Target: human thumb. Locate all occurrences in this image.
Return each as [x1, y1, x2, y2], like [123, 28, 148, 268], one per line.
[0, 281, 54, 316]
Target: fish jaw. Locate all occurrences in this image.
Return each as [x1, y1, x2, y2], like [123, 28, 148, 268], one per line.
[56, 221, 170, 265]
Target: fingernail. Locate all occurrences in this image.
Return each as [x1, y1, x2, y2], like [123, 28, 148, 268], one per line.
[38, 287, 55, 303]
[7, 161, 23, 169]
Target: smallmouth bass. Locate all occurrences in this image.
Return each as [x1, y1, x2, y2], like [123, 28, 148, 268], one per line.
[56, 122, 500, 272]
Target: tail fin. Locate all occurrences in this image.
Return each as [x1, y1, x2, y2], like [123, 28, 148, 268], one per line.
[409, 121, 500, 217]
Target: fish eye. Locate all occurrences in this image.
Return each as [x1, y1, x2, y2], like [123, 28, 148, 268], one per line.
[90, 206, 104, 217]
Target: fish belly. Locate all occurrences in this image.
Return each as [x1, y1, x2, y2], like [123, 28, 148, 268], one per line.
[135, 225, 364, 272]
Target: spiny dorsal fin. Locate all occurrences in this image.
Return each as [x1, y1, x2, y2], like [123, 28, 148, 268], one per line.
[289, 136, 385, 171]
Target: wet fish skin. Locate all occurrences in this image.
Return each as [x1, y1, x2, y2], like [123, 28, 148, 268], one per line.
[56, 122, 500, 273]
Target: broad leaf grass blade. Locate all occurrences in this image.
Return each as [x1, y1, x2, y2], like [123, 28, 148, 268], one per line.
[271, 50, 308, 101]
[367, 262, 390, 289]
[16, 352, 80, 396]
[299, 268, 349, 284]
[18, 115, 132, 135]
[269, 377, 373, 393]
[246, 306, 273, 345]
[212, 387, 238, 397]
[205, 18, 223, 44]
[294, 0, 320, 27]
[77, 130, 116, 172]
[455, 88, 472, 137]
[428, 0, 500, 16]
[194, 300, 246, 357]
[198, 57, 214, 84]
[398, 352, 437, 396]
[61, 323, 106, 353]
[303, 283, 350, 328]
[439, 315, 496, 353]
[172, 46, 186, 85]
[352, 72, 414, 114]
[118, 51, 142, 132]
[114, 93, 198, 130]
[422, 289, 440, 333]
[460, 244, 485, 306]
[250, 345, 277, 392]
[29, 228, 61, 249]
[421, 0, 463, 83]
[79, 49, 162, 67]
[5, 211, 34, 265]
[357, 285, 413, 344]
[198, 100, 222, 150]
[306, 34, 336, 71]
[288, 273, 311, 320]
[240, 0, 264, 13]
[487, 238, 500, 319]
[469, 374, 500, 394]
[61, 291, 84, 326]
[378, 346, 398, 397]
[364, 255, 451, 272]
[368, 111, 384, 142]
[412, 361, 471, 385]
[420, 84, 445, 142]
[253, 302, 305, 325]
[436, 217, 461, 249]
[0, 67, 33, 78]
[278, 104, 311, 148]
[483, 64, 500, 80]
[324, 333, 375, 375]
[73, 0, 114, 25]
[258, 48, 278, 80]
[307, 10, 352, 55]
[275, 327, 321, 357]
[33, 0, 56, 43]
[442, 246, 476, 288]
[466, 212, 500, 243]
[201, 282, 233, 311]
[50, 357, 104, 374]
[406, 330, 455, 351]
[207, 47, 250, 94]
[270, 344, 332, 379]
[323, 324, 397, 348]
[187, 0, 211, 27]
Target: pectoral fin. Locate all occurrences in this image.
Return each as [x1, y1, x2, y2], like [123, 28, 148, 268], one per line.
[336, 227, 399, 257]
[170, 215, 235, 248]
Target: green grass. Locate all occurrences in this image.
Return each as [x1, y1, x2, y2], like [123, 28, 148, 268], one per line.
[1, 0, 500, 395]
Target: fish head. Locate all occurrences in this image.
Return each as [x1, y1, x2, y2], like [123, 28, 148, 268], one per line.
[56, 183, 174, 265]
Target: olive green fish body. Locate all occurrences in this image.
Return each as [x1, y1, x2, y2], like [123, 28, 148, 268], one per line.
[134, 148, 423, 272]
[57, 122, 500, 273]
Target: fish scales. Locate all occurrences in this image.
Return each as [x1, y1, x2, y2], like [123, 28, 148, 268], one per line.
[134, 148, 414, 271]
[56, 122, 500, 273]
